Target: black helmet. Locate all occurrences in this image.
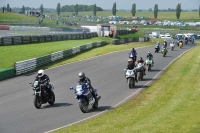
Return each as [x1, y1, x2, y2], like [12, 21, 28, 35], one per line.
[140, 57, 143, 60]
[79, 72, 85, 80]
[132, 48, 134, 50]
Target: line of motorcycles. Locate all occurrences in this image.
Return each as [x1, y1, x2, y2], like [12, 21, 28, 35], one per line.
[124, 58, 153, 89]
[124, 39, 194, 89]
[29, 80, 101, 113]
[29, 39, 193, 112]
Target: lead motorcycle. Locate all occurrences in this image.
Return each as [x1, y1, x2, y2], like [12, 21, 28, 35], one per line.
[70, 82, 101, 113]
[30, 81, 55, 109]
[124, 68, 137, 89]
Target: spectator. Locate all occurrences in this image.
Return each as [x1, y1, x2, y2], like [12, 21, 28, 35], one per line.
[10, 7, 12, 13]
[38, 17, 40, 24]
[56, 19, 58, 25]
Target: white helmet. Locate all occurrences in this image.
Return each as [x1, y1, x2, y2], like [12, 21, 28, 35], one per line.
[38, 70, 44, 77]
[148, 51, 151, 54]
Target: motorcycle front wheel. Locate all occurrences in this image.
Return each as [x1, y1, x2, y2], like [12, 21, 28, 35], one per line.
[33, 95, 42, 109]
[128, 78, 135, 88]
[79, 100, 89, 113]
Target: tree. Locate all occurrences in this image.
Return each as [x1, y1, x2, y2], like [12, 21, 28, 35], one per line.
[154, 4, 158, 19]
[7, 4, 10, 12]
[56, 3, 61, 17]
[131, 3, 136, 16]
[75, 4, 78, 16]
[148, 8, 152, 12]
[93, 4, 97, 16]
[176, 3, 181, 19]
[22, 5, 25, 14]
[40, 4, 43, 15]
[112, 2, 116, 16]
[199, 5, 200, 18]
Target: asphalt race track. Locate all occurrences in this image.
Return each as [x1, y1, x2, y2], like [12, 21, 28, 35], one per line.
[0, 42, 196, 133]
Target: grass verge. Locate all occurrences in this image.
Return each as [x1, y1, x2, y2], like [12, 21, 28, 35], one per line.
[34, 38, 163, 71]
[0, 37, 110, 69]
[52, 43, 200, 133]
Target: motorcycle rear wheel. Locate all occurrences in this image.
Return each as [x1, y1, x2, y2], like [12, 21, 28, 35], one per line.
[48, 91, 55, 105]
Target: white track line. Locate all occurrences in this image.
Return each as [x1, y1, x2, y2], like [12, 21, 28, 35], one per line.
[44, 46, 195, 133]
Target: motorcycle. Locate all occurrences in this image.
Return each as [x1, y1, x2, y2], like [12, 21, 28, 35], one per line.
[185, 40, 188, 45]
[124, 68, 137, 88]
[129, 53, 137, 63]
[179, 42, 183, 48]
[155, 47, 160, 53]
[170, 43, 175, 51]
[30, 81, 55, 109]
[146, 58, 153, 71]
[70, 82, 101, 113]
[136, 63, 144, 81]
[161, 48, 168, 57]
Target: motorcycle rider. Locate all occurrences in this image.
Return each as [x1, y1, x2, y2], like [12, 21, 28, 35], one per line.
[163, 40, 167, 48]
[136, 57, 146, 75]
[129, 48, 137, 62]
[170, 41, 175, 48]
[184, 36, 189, 43]
[78, 72, 98, 102]
[146, 51, 154, 64]
[34, 69, 51, 92]
[155, 41, 160, 51]
[125, 58, 138, 83]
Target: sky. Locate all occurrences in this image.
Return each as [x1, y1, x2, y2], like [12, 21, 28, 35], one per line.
[0, 0, 199, 10]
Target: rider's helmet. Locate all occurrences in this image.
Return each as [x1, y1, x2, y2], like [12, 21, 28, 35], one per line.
[128, 58, 133, 64]
[172, 41, 174, 43]
[38, 70, 44, 77]
[132, 48, 135, 51]
[140, 57, 143, 61]
[148, 51, 151, 54]
[79, 72, 85, 80]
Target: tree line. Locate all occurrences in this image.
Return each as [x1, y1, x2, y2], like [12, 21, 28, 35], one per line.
[4, 3, 200, 19]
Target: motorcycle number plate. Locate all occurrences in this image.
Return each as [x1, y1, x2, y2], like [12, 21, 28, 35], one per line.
[76, 85, 82, 91]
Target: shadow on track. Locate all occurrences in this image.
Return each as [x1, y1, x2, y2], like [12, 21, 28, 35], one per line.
[42, 103, 73, 108]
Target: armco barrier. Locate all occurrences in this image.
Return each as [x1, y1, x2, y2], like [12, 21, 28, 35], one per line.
[14, 41, 106, 75]
[0, 67, 15, 81]
[15, 58, 37, 75]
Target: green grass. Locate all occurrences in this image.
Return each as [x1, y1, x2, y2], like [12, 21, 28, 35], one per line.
[0, 32, 147, 69]
[0, 37, 109, 69]
[41, 39, 160, 69]
[52, 43, 200, 133]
